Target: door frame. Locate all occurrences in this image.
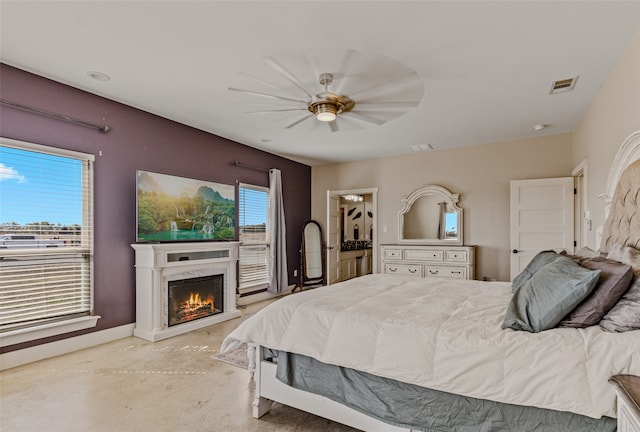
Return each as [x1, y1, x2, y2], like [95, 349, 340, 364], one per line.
[327, 187, 379, 280]
[572, 160, 588, 249]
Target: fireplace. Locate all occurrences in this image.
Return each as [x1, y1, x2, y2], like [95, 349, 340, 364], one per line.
[167, 274, 223, 327]
[131, 242, 240, 341]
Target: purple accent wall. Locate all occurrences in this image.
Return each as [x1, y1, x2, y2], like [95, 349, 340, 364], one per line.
[0, 64, 311, 353]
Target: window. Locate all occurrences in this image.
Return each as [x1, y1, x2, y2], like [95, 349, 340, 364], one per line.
[0, 138, 97, 345]
[238, 184, 269, 292]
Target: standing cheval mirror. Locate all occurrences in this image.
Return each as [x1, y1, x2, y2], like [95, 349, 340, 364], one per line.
[298, 220, 325, 291]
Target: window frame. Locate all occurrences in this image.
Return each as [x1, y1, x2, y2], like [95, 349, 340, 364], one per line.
[238, 183, 270, 293]
[0, 137, 99, 347]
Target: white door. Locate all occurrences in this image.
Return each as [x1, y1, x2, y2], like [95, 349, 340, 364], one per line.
[510, 177, 574, 279]
[326, 193, 341, 285]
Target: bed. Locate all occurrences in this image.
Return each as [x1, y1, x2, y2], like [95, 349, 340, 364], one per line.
[220, 130, 640, 432]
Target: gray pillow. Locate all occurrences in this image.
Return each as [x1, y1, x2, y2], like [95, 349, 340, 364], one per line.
[503, 256, 601, 333]
[558, 257, 633, 328]
[511, 250, 562, 293]
[600, 244, 640, 332]
[561, 246, 601, 264]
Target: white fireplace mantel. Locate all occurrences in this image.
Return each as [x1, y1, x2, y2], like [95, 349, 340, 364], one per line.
[131, 242, 241, 341]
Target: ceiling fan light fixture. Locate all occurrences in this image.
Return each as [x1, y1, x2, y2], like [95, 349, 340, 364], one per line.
[315, 103, 338, 122]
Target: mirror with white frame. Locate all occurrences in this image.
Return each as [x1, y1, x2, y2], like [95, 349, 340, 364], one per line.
[398, 185, 463, 245]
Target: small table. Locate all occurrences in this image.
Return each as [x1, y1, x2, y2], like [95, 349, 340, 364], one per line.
[609, 375, 640, 432]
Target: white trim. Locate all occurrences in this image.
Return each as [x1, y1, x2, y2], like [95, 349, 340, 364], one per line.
[236, 284, 292, 306]
[572, 159, 588, 249]
[0, 323, 134, 371]
[327, 187, 379, 276]
[0, 315, 100, 347]
[0, 136, 95, 161]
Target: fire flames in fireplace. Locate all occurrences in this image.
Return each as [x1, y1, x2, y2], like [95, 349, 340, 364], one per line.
[176, 292, 214, 322]
[168, 274, 223, 327]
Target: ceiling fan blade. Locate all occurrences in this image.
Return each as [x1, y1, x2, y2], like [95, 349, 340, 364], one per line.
[355, 101, 421, 111]
[348, 70, 420, 100]
[264, 57, 315, 99]
[237, 70, 298, 93]
[285, 114, 314, 129]
[246, 108, 308, 114]
[342, 111, 386, 126]
[332, 49, 357, 94]
[228, 87, 308, 104]
[328, 121, 339, 133]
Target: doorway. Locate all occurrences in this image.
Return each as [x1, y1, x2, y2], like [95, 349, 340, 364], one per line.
[326, 188, 379, 285]
[572, 160, 588, 250]
[509, 177, 575, 279]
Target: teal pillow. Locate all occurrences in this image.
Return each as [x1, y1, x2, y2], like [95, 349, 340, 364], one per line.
[511, 250, 562, 293]
[503, 256, 601, 333]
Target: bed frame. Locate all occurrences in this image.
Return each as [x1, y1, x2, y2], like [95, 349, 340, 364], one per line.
[249, 129, 640, 431]
[251, 343, 412, 431]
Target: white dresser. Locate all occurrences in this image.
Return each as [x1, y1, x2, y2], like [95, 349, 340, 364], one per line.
[381, 244, 475, 280]
[610, 375, 640, 432]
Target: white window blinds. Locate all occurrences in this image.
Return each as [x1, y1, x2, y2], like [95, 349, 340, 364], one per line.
[238, 185, 269, 290]
[0, 139, 94, 332]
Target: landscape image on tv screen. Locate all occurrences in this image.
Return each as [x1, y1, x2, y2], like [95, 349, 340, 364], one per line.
[136, 170, 235, 242]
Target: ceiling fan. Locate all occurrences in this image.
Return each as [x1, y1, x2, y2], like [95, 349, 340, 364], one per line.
[228, 51, 424, 132]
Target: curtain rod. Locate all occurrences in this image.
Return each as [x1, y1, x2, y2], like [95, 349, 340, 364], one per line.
[233, 160, 270, 173]
[1, 99, 110, 133]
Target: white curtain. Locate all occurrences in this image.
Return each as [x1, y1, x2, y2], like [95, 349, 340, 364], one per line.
[268, 168, 288, 293]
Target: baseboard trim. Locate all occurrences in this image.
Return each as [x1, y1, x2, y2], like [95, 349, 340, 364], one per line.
[0, 323, 135, 371]
[236, 284, 294, 306]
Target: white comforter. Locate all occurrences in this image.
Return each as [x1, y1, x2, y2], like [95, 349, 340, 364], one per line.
[221, 274, 640, 419]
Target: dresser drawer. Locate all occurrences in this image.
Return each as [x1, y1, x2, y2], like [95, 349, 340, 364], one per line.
[384, 249, 403, 259]
[445, 250, 468, 262]
[385, 264, 422, 277]
[424, 266, 467, 279]
[380, 245, 475, 280]
[403, 249, 443, 262]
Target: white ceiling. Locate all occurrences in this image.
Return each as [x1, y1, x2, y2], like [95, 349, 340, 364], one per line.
[1, 1, 640, 166]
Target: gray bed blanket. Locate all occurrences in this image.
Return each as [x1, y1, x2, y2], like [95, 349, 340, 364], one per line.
[268, 349, 616, 432]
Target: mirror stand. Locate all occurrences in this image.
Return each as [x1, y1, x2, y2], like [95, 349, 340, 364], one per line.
[295, 220, 325, 292]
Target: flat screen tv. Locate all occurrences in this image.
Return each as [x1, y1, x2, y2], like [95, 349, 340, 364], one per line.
[136, 170, 235, 242]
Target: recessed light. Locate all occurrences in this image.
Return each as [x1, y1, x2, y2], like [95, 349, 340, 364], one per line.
[87, 71, 111, 82]
[533, 124, 546, 131]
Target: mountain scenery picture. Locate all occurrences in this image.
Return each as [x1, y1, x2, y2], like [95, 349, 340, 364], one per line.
[136, 170, 235, 242]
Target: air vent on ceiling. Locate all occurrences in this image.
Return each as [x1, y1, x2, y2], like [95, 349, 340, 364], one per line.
[410, 143, 434, 152]
[550, 76, 578, 94]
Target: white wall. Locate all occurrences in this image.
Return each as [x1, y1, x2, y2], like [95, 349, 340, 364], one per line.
[573, 28, 640, 248]
[312, 27, 640, 283]
[312, 134, 573, 282]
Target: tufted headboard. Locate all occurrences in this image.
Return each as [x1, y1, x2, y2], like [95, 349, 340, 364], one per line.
[599, 130, 640, 253]
[600, 159, 640, 253]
